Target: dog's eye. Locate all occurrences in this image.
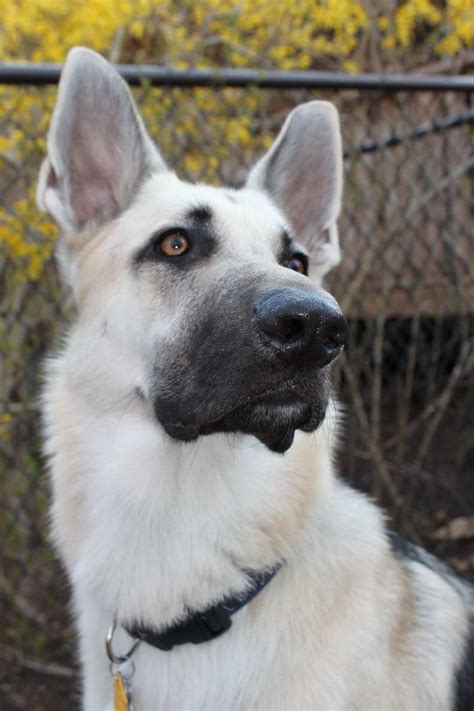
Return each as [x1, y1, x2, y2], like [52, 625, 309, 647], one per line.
[158, 232, 190, 257]
[287, 255, 307, 275]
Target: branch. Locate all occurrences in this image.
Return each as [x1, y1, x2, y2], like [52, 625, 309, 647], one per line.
[416, 50, 474, 76]
[0, 644, 74, 678]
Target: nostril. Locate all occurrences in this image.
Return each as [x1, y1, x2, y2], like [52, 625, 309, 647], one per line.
[280, 317, 305, 343]
[322, 318, 348, 350]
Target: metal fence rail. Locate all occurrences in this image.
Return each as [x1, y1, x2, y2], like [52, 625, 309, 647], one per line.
[2, 62, 474, 90]
[1, 67, 473, 710]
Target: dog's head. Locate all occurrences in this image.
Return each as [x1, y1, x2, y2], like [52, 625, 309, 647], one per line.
[38, 48, 346, 453]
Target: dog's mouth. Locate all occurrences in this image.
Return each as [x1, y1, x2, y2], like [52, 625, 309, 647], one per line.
[200, 398, 324, 453]
[156, 385, 328, 453]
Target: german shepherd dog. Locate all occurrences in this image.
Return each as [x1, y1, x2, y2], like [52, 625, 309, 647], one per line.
[38, 48, 473, 710]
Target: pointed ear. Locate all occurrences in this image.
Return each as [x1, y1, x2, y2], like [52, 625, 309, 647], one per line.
[37, 47, 167, 233]
[247, 101, 343, 279]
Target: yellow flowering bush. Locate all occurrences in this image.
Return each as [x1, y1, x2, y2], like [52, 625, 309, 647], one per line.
[2, 0, 472, 68]
[381, 0, 474, 54]
[0, 0, 471, 286]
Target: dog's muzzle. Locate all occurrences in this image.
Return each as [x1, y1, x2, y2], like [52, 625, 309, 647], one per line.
[153, 286, 347, 453]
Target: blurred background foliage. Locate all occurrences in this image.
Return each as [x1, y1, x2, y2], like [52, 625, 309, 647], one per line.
[1, 0, 473, 284]
[2, 0, 473, 67]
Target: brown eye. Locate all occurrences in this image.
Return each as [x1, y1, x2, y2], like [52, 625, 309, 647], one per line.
[287, 256, 306, 274]
[158, 233, 189, 257]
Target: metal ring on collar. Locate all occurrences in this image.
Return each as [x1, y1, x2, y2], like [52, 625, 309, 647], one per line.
[106, 619, 141, 664]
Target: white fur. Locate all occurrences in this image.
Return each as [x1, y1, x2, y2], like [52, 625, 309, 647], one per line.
[43, 348, 469, 710]
[39, 48, 471, 711]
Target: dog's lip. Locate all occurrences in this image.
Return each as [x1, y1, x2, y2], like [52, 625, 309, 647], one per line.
[184, 383, 301, 428]
[160, 383, 287, 432]
[161, 387, 316, 446]
[254, 403, 316, 453]
[205, 384, 299, 423]
[162, 419, 201, 441]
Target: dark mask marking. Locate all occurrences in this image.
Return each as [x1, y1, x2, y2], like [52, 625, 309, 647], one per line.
[132, 204, 216, 270]
[151, 272, 332, 453]
[185, 205, 213, 223]
[278, 229, 309, 273]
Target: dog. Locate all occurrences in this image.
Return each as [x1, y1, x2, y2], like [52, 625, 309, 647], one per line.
[37, 47, 473, 711]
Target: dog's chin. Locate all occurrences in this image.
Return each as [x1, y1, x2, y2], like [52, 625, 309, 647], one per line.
[159, 396, 328, 454]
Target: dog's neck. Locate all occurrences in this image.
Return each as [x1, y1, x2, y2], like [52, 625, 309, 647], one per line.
[46, 358, 336, 630]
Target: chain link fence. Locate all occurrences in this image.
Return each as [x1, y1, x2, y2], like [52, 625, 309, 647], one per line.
[1, 69, 473, 709]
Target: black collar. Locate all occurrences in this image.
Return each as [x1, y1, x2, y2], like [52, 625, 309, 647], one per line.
[125, 565, 281, 651]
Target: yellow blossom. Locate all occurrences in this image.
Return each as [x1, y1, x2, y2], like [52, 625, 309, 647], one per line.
[0, 0, 470, 284]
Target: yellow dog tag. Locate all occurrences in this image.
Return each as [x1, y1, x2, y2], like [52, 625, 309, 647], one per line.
[114, 671, 131, 711]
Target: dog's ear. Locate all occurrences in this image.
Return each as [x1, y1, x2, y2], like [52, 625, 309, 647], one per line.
[37, 47, 167, 233]
[246, 101, 343, 279]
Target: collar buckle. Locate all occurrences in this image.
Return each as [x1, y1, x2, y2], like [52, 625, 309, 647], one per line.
[194, 603, 233, 642]
[130, 602, 232, 651]
[125, 564, 281, 652]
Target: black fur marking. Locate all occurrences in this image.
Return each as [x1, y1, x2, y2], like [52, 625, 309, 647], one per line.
[185, 205, 213, 223]
[455, 623, 474, 711]
[278, 230, 308, 274]
[155, 380, 328, 454]
[389, 532, 474, 711]
[132, 206, 216, 269]
[279, 229, 293, 261]
[388, 532, 426, 564]
[389, 532, 467, 589]
[134, 386, 146, 401]
[151, 274, 332, 453]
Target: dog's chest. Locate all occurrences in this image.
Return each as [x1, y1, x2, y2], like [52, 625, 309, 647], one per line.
[82, 596, 385, 711]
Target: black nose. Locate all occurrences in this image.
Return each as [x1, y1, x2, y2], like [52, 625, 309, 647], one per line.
[253, 288, 347, 367]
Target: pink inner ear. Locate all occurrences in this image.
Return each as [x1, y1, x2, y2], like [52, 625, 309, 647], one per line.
[38, 48, 166, 232]
[247, 103, 342, 258]
[71, 178, 117, 230]
[280, 172, 317, 239]
[66, 120, 122, 229]
[274, 133, 338, 244]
